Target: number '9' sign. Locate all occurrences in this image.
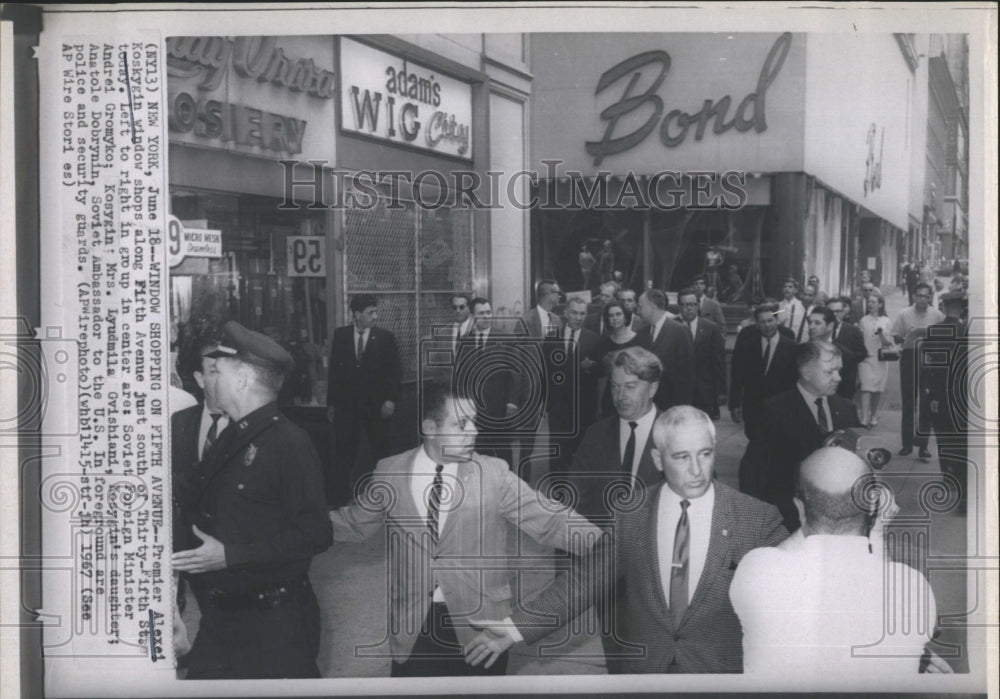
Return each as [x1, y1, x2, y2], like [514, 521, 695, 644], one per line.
[287, 236, 326, 277]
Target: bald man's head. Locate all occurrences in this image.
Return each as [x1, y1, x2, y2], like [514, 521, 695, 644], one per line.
[794, 447, 873, 535]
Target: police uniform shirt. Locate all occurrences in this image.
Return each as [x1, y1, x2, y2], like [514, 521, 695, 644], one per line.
[189, 401, 332, 592]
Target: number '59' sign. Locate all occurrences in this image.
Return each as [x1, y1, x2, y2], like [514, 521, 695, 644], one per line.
[287, 236, 326, 277]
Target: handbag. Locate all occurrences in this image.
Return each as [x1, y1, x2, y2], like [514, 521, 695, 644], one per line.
[878, 346, 901, 361]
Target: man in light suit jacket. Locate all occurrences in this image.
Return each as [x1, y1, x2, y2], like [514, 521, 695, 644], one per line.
[567, 346, 663, 523]
[678, 288, 727, 420]
[729, 301, 799, 438]
[524, 279, 564, 338]
[739, 341, 863, 531]
[692, 274, 726, 327]
[465, 406, 788, 673]
[329, 381, 600, 677]
[637, 288, 695, 410]
[327, 294, 402, 506]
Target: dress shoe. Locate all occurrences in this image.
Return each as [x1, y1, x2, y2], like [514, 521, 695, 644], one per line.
[898, 447, 913, 456]
[919, 447, 933, 459]
[869, 415, 879, 427]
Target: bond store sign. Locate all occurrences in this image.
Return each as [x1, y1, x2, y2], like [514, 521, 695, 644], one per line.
[340, 37, 473, 160]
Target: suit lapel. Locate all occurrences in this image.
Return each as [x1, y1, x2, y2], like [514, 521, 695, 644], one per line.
[681, 484, 733, 631]
[436, 458, 478, 545]
[643, 485, 674, 630]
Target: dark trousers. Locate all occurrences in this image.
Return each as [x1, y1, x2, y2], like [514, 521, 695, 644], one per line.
[185, 579, 320, 679]
[922, 395, 969, 509]
[390, 602, 509, 677]
[330, 410, 392, 505]
[900, 350, 929, 449]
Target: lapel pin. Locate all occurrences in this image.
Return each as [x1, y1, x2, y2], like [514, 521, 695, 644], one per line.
[722, 529, 729, 537]
[244, 443, 258, 467]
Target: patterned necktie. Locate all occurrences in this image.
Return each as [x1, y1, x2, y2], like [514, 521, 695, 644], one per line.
[815, 397, 829, 433]
[356, 330, 365, 365]
[622, 421, 638, 475]
[670, 499, 691, 627]
[202, 413, 221, 460]
[427, 464, 444, 547]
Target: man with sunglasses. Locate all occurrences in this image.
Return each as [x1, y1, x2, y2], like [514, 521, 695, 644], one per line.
[450, 293, 474, 353]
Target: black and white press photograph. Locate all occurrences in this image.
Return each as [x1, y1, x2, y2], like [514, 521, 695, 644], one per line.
[0, 2, 996, 697]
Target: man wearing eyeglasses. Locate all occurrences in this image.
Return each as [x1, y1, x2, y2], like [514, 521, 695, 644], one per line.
[891, 282, 945, 457]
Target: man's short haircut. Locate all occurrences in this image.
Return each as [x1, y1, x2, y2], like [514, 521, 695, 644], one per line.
[566, 296, 588, 311]
[915, 282, 933, 295]
[606, 346, 663, 383]
[600, 281, 620, 296]
[642, 288, 668, 310]
[178, 317, 223, 379]
[796, 340, 841, 371]
[784, 278, 800, 289]
[809, 306, 836, 326]
[452, 292, 472, 306]
[245, 360, 286, 394]
[690, 273, 707, 284]
[421, 380, 462, 425]
[794, 471, 870, 533]
[652, 405, 716, 451]
[753, 300, 780, 321]
[535, 279, 558, 301]
[835, 296, 853, 308]
[618, 287, 637, 300]
[350, 293, 378, 313]
[470, 297, 491, 313]
[677, 287, 698, 303]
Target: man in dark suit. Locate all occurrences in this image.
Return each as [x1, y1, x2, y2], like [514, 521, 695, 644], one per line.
[637, 288, 695, 410]
[566, 346, 663, 523]
[326, 294, 402, 506]
[824, 297, 867, 400]
[678, 288, 726, 420]
[546, 296, 602, 477]
[691, 274, 726, 327]
[584, 281, 619, 336]
[739, 341, 862, 531]
[618, 288, 649, 333]
[524, 279, 564, 338]
[466, 406, 789, 674]
[456, 297, 529, 475]
[919, 291, 970, 512]
[729, 301, 799, 438]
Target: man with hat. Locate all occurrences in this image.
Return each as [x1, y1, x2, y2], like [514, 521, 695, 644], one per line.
[172, 321, 332, 679]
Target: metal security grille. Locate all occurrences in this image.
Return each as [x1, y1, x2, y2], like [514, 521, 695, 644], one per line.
[344, 182, 474, 382]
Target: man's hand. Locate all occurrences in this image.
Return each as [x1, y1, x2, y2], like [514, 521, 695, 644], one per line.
[464, 620, 516, 668]
[171, 525, 227, 574]
[580, 357, 595, 371]
[731, 407, 742, 424]
[505, 403, 518, 418]
[929, 399, 940, 414]
[380, 400, 395, 419]
[920, 648, 953, 673]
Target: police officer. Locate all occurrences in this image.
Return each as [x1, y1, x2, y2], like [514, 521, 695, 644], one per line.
[919, 290, 970, 513]
[172, 321, 332, 679]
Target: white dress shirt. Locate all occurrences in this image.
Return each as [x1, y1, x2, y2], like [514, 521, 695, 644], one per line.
[687, 316, 699, 340]
[797, 382, 830, 429]
[453, 317, 473, 350]
[657, 483, 715, 608]
[761, 333, 778, 374]
[619, 406, 657, 484]
[411, 447, 459, 603]
[354, 327, 369, 359]
[650, 312, 670, 344]
[731, 534, 935, 679]
[536, 306, 553, 336]
[197, 405, 229, 457]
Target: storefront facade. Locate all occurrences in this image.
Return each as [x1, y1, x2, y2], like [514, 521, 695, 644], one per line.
[528, 32, 913, 303]
[167, 33, 531, 448]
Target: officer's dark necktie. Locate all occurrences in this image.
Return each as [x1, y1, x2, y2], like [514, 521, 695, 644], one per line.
[815, 397, 829, 433]
[477, 332, 485, 351]
[761, 339, 771, 375]
[202, 413, 221, 460]
[670, 499, 691, 627]
[622, 420, 638, 475]
[788, 304, 795, 331]
[356, 330, 365, 366]
[427, 464, 444, 547]
[833, 323, 840, 341]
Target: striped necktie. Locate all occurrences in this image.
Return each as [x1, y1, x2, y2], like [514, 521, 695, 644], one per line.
[427, 464, 444, 547]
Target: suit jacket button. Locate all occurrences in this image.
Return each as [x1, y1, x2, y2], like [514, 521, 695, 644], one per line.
[673, 633, 680, 642]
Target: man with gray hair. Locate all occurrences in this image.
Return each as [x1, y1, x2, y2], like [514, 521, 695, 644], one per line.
[739, 341, 862, 531]
[731, 447, 937, 679]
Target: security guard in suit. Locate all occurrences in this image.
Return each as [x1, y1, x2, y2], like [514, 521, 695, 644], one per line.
[172, 322, 332, 679]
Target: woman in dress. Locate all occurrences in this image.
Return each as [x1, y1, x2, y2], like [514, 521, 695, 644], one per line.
[857, 293, 895, 427]
[598, 300, 649, 416]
